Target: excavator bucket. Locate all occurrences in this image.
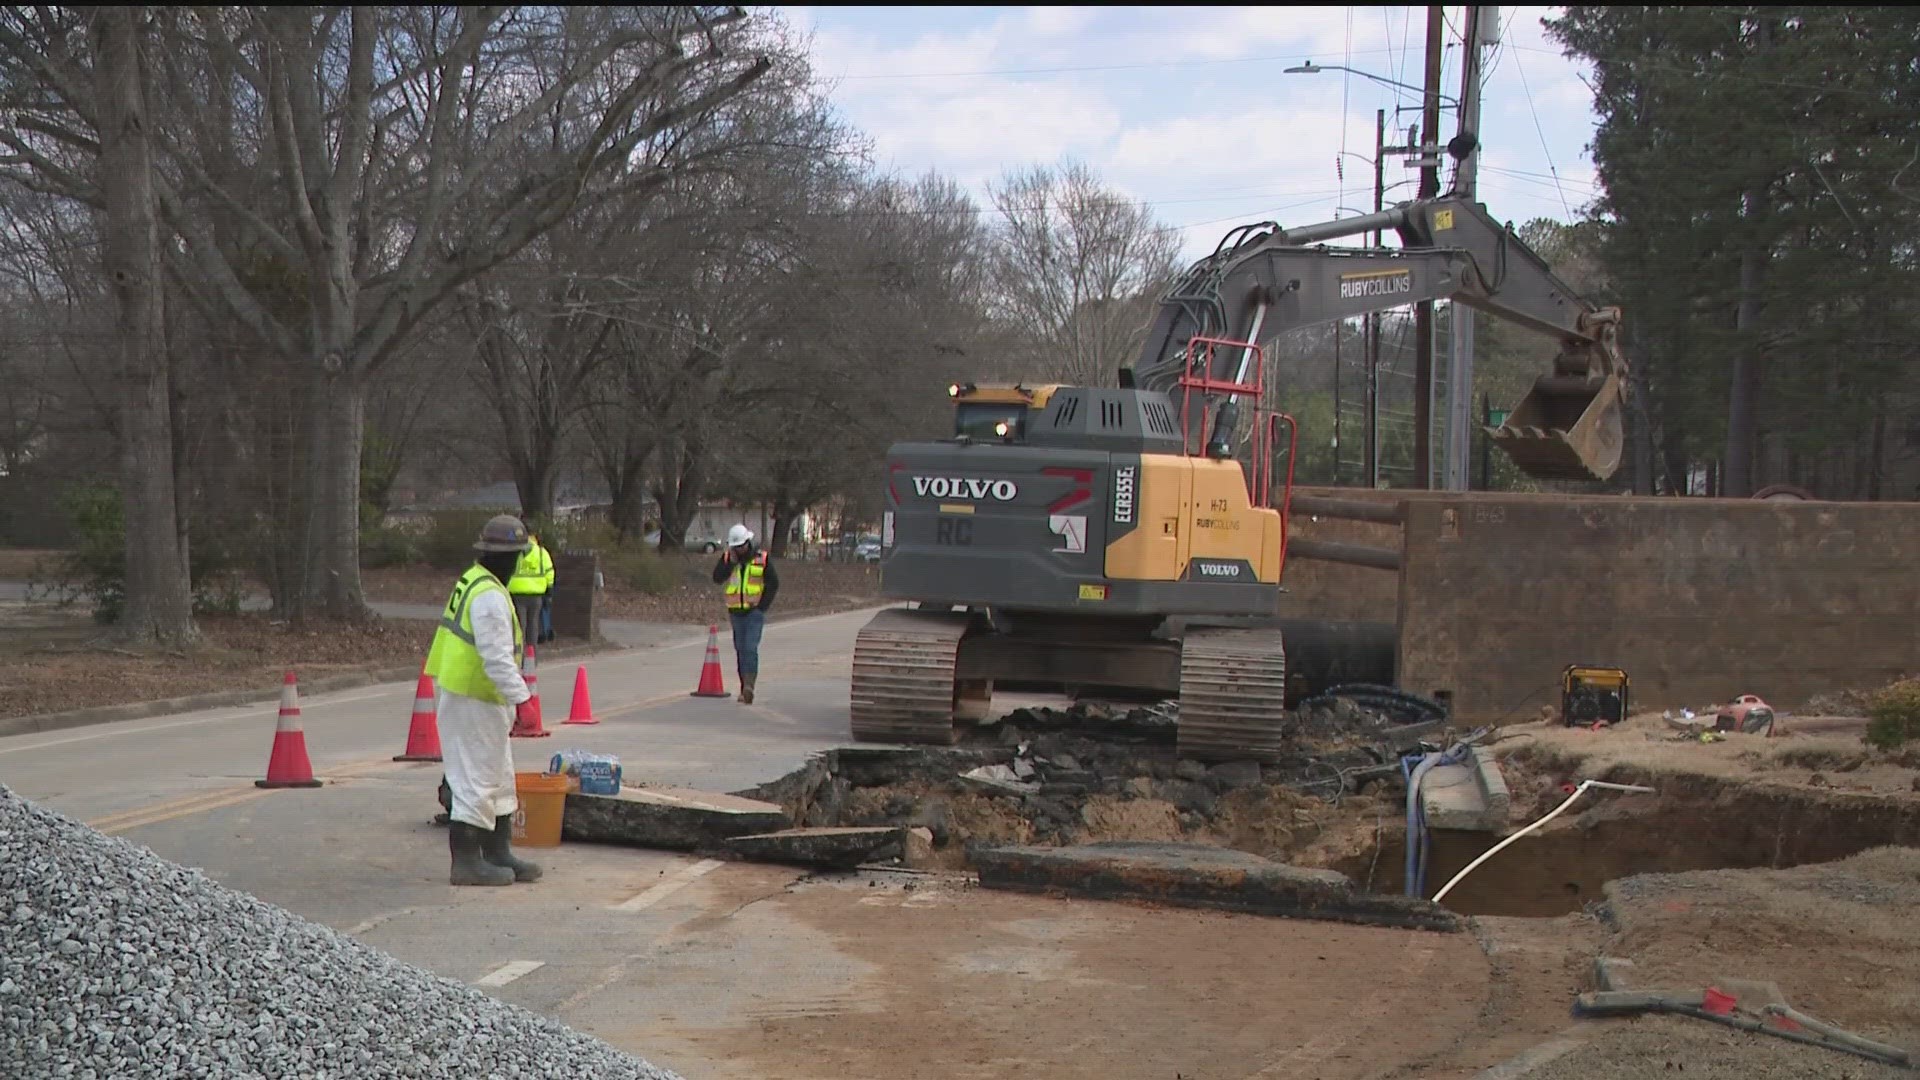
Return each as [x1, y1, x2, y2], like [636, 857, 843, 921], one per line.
[1488, 372, 1626, 482]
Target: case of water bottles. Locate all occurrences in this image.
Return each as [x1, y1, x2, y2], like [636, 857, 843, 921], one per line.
[548, 749, 622, 796]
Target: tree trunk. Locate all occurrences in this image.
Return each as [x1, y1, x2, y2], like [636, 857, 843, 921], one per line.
[94, 6, 198, 645]
[1725, 189, 1768, 499]
[769, 497, 799, 558]
[513, 447, 556, 525]
[299, 370, 369, 619]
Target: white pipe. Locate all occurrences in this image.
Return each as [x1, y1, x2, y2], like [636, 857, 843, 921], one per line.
[1429, 779, 1655, 905]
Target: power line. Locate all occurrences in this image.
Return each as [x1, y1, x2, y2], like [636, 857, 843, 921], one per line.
[822, 44, 1411, 82]
[1509, 41, 1575, 218]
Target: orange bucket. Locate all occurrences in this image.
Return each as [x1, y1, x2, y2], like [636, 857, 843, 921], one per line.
[511, 771, 572, 848]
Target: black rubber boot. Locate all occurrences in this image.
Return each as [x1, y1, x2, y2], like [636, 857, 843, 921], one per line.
[482, 814, 543, 882]
[449, 822, 514, 887]
[739, 673, 756, 705]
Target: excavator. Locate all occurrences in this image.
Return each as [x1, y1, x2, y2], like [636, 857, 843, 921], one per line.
[850, 192, 1628, 761]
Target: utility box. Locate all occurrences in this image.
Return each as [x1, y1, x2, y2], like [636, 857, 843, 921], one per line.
[552, 550, 600, 642]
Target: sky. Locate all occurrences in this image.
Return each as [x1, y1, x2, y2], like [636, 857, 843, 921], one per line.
[779, 6, 1600, 259]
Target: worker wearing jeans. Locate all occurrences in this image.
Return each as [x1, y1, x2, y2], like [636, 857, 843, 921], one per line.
[711, 524, 779, 703]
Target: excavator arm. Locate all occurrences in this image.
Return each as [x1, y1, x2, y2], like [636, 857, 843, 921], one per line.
[1132, 196, 1627, 482]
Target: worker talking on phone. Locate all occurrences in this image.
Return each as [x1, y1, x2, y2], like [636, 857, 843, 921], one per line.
[711, 524, 779, 703]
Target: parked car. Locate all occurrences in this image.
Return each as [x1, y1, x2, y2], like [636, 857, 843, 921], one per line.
[853, 534, 882, 562]
[643, 529, 724, 553]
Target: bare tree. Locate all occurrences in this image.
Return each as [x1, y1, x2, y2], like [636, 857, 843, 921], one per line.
[0, 6, 781, 617]
[986, 162, 1181, 388]
[90, 6, 196, 642]
[0, 7, 196, 641]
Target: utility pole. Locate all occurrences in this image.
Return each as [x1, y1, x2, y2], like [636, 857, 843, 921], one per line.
[1444, 6, 1493, 490]
[1367, 107, 1384, 489]
[1412, 4, 1445, 490]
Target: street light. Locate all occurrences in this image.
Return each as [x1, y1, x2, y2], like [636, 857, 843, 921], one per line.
[1284, 62, 1460, 109]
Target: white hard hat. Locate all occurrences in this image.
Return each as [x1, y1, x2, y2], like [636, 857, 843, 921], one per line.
[726, 524, 753, 548]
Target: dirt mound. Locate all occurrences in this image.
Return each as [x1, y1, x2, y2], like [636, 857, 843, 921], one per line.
[1600, 847, 1920, 1044]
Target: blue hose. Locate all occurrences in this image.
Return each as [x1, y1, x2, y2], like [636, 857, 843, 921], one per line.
[1402, 732, 1487, 897]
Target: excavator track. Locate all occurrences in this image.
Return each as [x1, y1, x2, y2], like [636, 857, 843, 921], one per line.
[849, 608, 971, 745]
[1175, 626, 1289, 762]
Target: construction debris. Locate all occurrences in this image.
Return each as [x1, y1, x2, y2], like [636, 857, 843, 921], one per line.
[723, 827, 908, 869]
[560, 786, 788, 851]
[972, 840, 1462, 932]
[0, 785, 678, 1080]
[732, 700, 1459, 878]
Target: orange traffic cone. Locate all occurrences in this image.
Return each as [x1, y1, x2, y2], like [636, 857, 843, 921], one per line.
[691, 624, 730, 699]
[257, 672, 323, 788]
[393, 668, 442, 762]
[512, 641, 550, 738]
[562, 665, 599, 725]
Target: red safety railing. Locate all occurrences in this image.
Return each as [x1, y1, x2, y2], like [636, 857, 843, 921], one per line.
[1175, 335, 1299, 579]
[1257, 411, 1299, 578]
[1175, 335, 1265, 457]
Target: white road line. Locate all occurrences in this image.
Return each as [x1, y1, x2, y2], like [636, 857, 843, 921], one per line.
[0, 687, 400, 758]
[610, 858, 724, 912]
[342, 906, 420, 937]
[475, 960, 546, 987]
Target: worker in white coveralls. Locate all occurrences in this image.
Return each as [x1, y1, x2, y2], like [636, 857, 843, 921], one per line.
[422, 514, 544, 887]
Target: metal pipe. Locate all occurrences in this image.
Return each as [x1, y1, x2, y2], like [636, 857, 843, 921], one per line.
[1285, 536, 1403, 571]
[1227, 301, 1269, 393]
[1290, 494, 1404, 525]
[1276, 207, 1409, 247]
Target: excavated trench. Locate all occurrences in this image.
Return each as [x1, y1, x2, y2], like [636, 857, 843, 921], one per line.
[739, 706, 1920, 921]
[1334, 769, 1920, 917]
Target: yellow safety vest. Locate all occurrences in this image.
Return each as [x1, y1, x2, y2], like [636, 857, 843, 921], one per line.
[424, 564, 523, 705]
[724, 552, 767, 612]
[508, 541, 554, 596]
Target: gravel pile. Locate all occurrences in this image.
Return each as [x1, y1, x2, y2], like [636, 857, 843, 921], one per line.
[0, 784, 680, 1080]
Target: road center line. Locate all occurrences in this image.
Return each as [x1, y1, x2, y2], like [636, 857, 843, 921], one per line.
[475, 960, 546, 987]
[611, 858, 724, 912]
[86, 756, 397, 834]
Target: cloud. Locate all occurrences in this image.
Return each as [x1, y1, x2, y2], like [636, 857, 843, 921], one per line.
[787, 5, 1606, 255]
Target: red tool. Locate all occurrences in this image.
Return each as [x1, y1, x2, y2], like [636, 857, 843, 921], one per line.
[512, 642, 551, 738]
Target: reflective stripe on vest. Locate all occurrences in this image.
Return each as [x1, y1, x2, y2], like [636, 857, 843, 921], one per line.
[724, 553, 767, 612]
[508, 543, 553, 596]
[424, 564, 523, 705]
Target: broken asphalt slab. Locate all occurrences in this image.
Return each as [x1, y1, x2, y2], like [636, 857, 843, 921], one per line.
[972, 841, 1463, 932]
[722, 826, 908, 869]
[561, 786, 789, 851]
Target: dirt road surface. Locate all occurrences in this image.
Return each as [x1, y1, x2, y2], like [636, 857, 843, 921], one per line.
[3, 599, 1915, 1077]
[0, 605, 1512, 1079]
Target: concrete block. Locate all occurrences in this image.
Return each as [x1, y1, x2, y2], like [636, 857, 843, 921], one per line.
[972, 841, 1462, 932]
[1593, 956, 1636, 991]
[1421, 762, 1502, 832]
[723, 827, 906, 869]
[561, 786, 789, 851]
[1470, 746, 1511, 824]
[902, 827, 937, 868]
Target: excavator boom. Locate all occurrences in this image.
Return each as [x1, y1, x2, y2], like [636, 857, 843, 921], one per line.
[1134, 196, 1627, 482]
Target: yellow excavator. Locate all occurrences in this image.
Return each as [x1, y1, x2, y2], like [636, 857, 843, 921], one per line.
[851, 193, 1627, 760]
